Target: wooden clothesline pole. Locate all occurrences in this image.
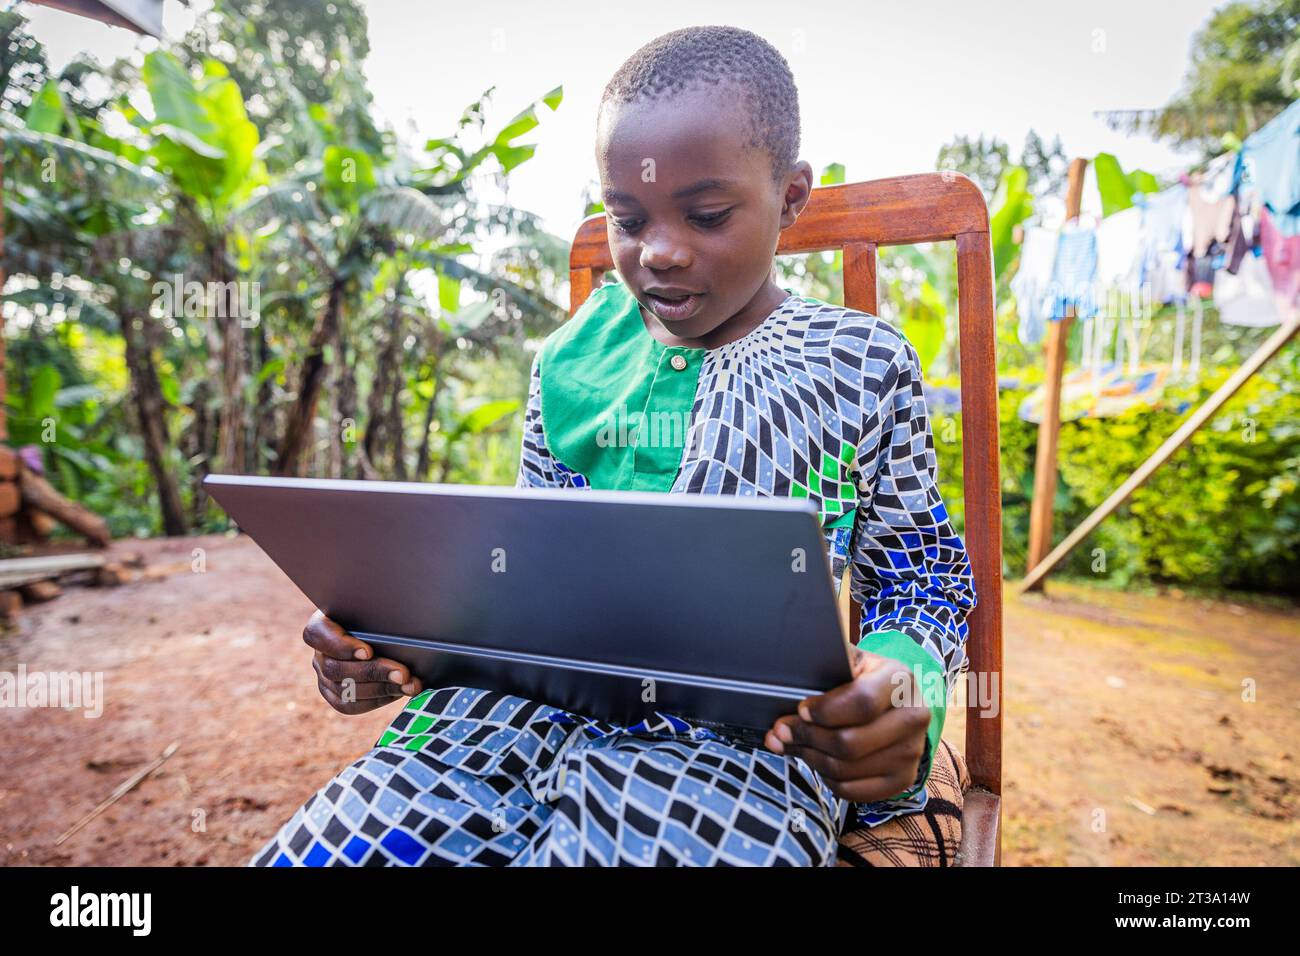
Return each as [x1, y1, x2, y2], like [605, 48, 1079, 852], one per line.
[1023, 157, 1088, 592]
[1019, 314, 1300, 592]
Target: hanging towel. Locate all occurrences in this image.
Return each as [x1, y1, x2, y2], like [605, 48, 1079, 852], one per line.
[1214, 252, 1282, 327]
[1011, 226, 1058, 344]
[1046, 225, 1098, 319]
[1259, 207, 1300, 311]
[1095, 206, 1143, 287]
[1147, 250, 1185, 306]
[1136, 185, 1188, 304]
[1241, 100, 1300, 236]
[1200, 151, 1238, 203]
[1187, 175, 1235, 257]
[1223, 187, 1260, 276]
[1140, 184, 1189, 252]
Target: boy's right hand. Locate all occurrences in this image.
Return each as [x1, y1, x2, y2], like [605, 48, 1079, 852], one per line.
[303, 610, 422, 715]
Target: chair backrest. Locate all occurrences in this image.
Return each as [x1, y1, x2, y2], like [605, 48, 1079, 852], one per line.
[568, 173, 1003, 795]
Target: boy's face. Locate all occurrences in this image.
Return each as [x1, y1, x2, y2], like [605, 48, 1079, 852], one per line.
[596, 85, 812, 342]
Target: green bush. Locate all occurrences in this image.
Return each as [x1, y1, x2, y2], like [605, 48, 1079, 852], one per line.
[930, 344, 1300, 594]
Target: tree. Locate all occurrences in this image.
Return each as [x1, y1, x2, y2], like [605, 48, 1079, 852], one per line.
[129, 50, 266, 477]
[3, 13, 192, 533]
[245, 85, 564, 477]
[935, 134, 1009, 199]
[1102, 0, 1300, 158]
[2, 2, 571, 538]
[1020, 129, 1068, 198]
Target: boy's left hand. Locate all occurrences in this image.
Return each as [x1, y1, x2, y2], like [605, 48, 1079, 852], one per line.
[764, 648, 931, 803]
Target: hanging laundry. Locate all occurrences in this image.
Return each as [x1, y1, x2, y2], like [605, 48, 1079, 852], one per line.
[1141, 184, 1188, 252]
[1259, 207, 1300, 311]
[1186, 174, 1235, 257]
[1213, 252, 1282, 327]
[1184, 252, 1218, 299]
[1222, 186, 1260, 276]
[1199, 150, 1238, 203]
[1095, 205, 1143, 287]
[1181, 170, 1237, 298]
[1045, 224, 1098, 320]
[922, 382, 963, 416]
[1011, 225, 1057, 344]
[1147, 249, 1185, 305]
[1136, 185, 1188, 305]
[1239, 99, 1300, 236]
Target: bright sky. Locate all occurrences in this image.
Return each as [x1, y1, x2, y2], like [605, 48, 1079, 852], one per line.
[22, 0, 1224, 239]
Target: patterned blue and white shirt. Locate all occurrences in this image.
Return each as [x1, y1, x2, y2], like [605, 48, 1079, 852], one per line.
[516, 278, 977, 825]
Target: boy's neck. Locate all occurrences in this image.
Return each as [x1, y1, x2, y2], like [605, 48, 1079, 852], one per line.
[638, 278, 790, 350]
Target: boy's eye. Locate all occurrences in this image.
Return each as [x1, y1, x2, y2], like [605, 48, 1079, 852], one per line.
[611, 210, 732, 234]
[690, 209, 731, 228]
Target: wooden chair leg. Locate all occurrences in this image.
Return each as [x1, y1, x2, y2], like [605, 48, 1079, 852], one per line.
[956, 788, 1001, 867]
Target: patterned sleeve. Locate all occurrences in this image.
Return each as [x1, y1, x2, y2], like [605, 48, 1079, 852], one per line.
[516, 350, 578, 489]
[848, 333, 977, 809]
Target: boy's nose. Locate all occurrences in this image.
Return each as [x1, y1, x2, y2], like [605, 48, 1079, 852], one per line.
[639, 234, 693, 271]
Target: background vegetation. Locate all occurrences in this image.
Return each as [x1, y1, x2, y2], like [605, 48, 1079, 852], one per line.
[2, 0, 1297, 593]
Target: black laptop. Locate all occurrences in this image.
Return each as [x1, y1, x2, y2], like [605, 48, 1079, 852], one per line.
[205, 475, 853, 741]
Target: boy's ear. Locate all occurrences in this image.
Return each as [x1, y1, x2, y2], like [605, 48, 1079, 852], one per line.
[780, 161, 815, 228]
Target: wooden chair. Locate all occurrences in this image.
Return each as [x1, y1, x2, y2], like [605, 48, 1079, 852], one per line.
[568, 173, 1004, 866]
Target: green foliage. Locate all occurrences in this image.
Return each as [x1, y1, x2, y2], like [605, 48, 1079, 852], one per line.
[23, 77, 73, 135]
[1054, 357, 1300, 591]
[2, 10, 48, 114]
[322, 144, 376, 209]
[935, 134, 1009, 198]
[5, 350, 128, 523]
[988, 166, 1033, 281]
[2, 2, 568, 538]
[932, 348, 1300, 593]
[819, 162, 845, 186]
[931, 381, 1038, 570]
[136, 50, 263, 210]
[446, 398, 521, 448]
[417, 86, 562, 190]
[886, 246, 951, 372]
[1019, 130, 1069, 198]
[1092, 152, 1162, 218]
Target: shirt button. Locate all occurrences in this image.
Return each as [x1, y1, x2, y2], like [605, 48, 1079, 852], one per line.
[670, 354, 687, 371]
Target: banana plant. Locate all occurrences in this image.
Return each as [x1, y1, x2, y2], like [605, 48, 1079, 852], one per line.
[235, 83, 565, 475]
[988, 165, 1034, 282]
[1092, 152, 1162, 218]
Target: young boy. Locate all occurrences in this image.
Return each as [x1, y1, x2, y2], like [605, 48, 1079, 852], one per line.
[257, 25, 976, 867]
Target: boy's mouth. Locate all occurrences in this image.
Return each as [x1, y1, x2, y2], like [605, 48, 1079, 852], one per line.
[644, 290, 704, 321]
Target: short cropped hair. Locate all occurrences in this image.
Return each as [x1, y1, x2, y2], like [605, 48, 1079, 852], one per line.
[600, 25, 801, 185]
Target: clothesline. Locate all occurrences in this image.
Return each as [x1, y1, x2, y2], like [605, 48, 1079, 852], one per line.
[1012, 99, 1300, 347]
[1010, 100, 1299, 423]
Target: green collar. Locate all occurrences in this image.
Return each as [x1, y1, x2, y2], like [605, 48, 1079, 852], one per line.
[538, 279, 856, 528]
[540, 281, 704, 492]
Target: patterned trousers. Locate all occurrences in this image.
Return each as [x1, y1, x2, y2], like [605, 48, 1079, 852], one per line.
[252, 686, 849, 867]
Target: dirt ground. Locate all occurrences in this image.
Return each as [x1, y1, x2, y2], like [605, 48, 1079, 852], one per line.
[1, 532, 1296, 866]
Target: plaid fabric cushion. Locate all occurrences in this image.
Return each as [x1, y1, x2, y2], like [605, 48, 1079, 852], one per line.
[835, 739, 970, 867]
